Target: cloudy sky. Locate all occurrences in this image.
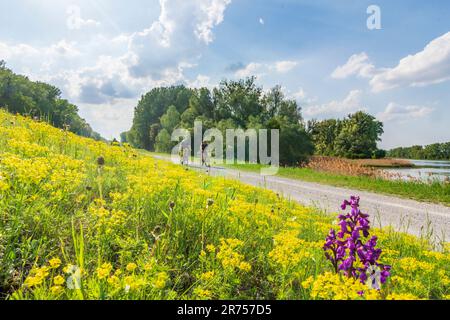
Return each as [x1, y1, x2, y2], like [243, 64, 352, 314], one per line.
[1, 0, 449, 149]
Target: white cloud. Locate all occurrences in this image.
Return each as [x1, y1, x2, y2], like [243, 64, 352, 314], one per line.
[2, 0, 232, 98]
[304, 90, 365, 117]
[77, 98, 136, 139]
[235, 60, 298, 78]
[0, 40, 81, 76]
[48, 40, 81, 57]
[0, 40, 80, 61]
[187, 74, 214, 89]
[125, 0, 232, 80]
[0, 0, 233, 139]
[2, 0, 232, 94]
[141, 0, 231, 47]
[332, 33, 450, 92]
[259, 18, 265, 25]
[291, 87, 307, 100]
[370, 32, 450, 92]
[67, 55, 145, 104]
[286, 87, 318, 105]
[377, 102, 434, 122]
[195, 0, 232, 44]
[235, 62, 264, 78]
[331, 52, 376, 79]
[0, 42, 39, 60]
[66, 5, 101, 30]
[273, 60, 298, 73]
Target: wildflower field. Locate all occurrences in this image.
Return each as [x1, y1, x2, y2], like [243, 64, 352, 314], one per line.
[0, 109, 449, 300]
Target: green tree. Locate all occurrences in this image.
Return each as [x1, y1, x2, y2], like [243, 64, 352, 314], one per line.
[213, 77, 263, 126]
[148, 123, 161, 151]
[160, 105, 180, 132]
[264, 85, 284, 119]
[155, 129, 172, 153]
[388, 143, 450, 160]
[125, 76, 315, 164]
[268, 117, 314, 166]
[307, 119, 341, 156]
[0, 63, 101, 139]
[334, 111, 384, 159]
[129, 86, 193, 149]
[180, 108, 197, 127]
[189, 88, 215, 119]
[120, 132, 128, 143]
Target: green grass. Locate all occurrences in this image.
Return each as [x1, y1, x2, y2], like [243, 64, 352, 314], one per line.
[227, 163, 450, 206]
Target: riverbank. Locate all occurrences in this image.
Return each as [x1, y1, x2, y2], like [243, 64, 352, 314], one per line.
[354, 158, 414, 168]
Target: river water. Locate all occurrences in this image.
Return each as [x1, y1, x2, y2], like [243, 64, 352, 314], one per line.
[384, 159, 450, 182]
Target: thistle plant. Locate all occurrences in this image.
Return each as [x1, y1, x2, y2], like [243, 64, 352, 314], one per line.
[323, 196, 391, 287]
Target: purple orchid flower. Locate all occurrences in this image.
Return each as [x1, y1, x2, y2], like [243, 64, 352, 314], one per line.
[324, 196, 391, 287]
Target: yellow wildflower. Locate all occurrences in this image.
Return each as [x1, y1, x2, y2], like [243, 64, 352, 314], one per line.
[108, 275, 121, 288]
[53, 275, 65, 286]
[193, 287, 212, 300]
[387, 293, 420, 300]
[50, 285, 63, 295]
[126, 263, 137, 272]
[239, 261, 252, 272]
[153, 272, 169, 289]
[97, 263, 113, 280]
[200, 271, 215, 282]
[49, 258, 62, 269]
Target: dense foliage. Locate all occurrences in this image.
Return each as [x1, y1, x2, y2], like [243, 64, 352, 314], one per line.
[0, 110, 448, 300]
[123, 78, 313, 165]
[388, 142, 450, 161]
[0, 61, 101, 140]
[307, 112, 384, 159]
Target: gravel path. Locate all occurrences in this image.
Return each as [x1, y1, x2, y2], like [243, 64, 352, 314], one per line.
[156, 156, 450, 242]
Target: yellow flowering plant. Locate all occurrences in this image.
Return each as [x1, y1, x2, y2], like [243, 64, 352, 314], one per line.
[0, 110, 448, 300]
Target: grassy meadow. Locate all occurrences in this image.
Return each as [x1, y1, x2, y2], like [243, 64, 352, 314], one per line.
[0, 110, 449, 300]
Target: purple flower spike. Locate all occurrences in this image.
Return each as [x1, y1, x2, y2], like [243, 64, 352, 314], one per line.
[323, 196, 391, 287]
[341, 200, 349, 210]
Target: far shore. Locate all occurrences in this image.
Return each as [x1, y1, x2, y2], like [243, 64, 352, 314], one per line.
[354, 158, 414, 168]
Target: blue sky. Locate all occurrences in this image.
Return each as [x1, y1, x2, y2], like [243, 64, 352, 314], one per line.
[1, 0, 449, 148]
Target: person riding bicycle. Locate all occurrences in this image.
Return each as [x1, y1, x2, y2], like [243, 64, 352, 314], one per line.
[180, 138, 190, 166]
[201, 141, 209, 167]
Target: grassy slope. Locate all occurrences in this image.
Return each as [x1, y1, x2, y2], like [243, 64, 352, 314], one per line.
[1, 111, 449, 300]
[228, 164, 450, 206]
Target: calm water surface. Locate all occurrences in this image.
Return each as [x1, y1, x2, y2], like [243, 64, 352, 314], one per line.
[384, 159, 450, 182]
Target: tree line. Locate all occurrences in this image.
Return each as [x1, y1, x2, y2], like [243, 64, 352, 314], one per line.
[122, 77, 313, 165]
[307, 113, 385, 159]
[0, 61, 101, 140]
[388, 143, 450, 161]
[122, 77, 386, 164]
[0, 62, 389, 164]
